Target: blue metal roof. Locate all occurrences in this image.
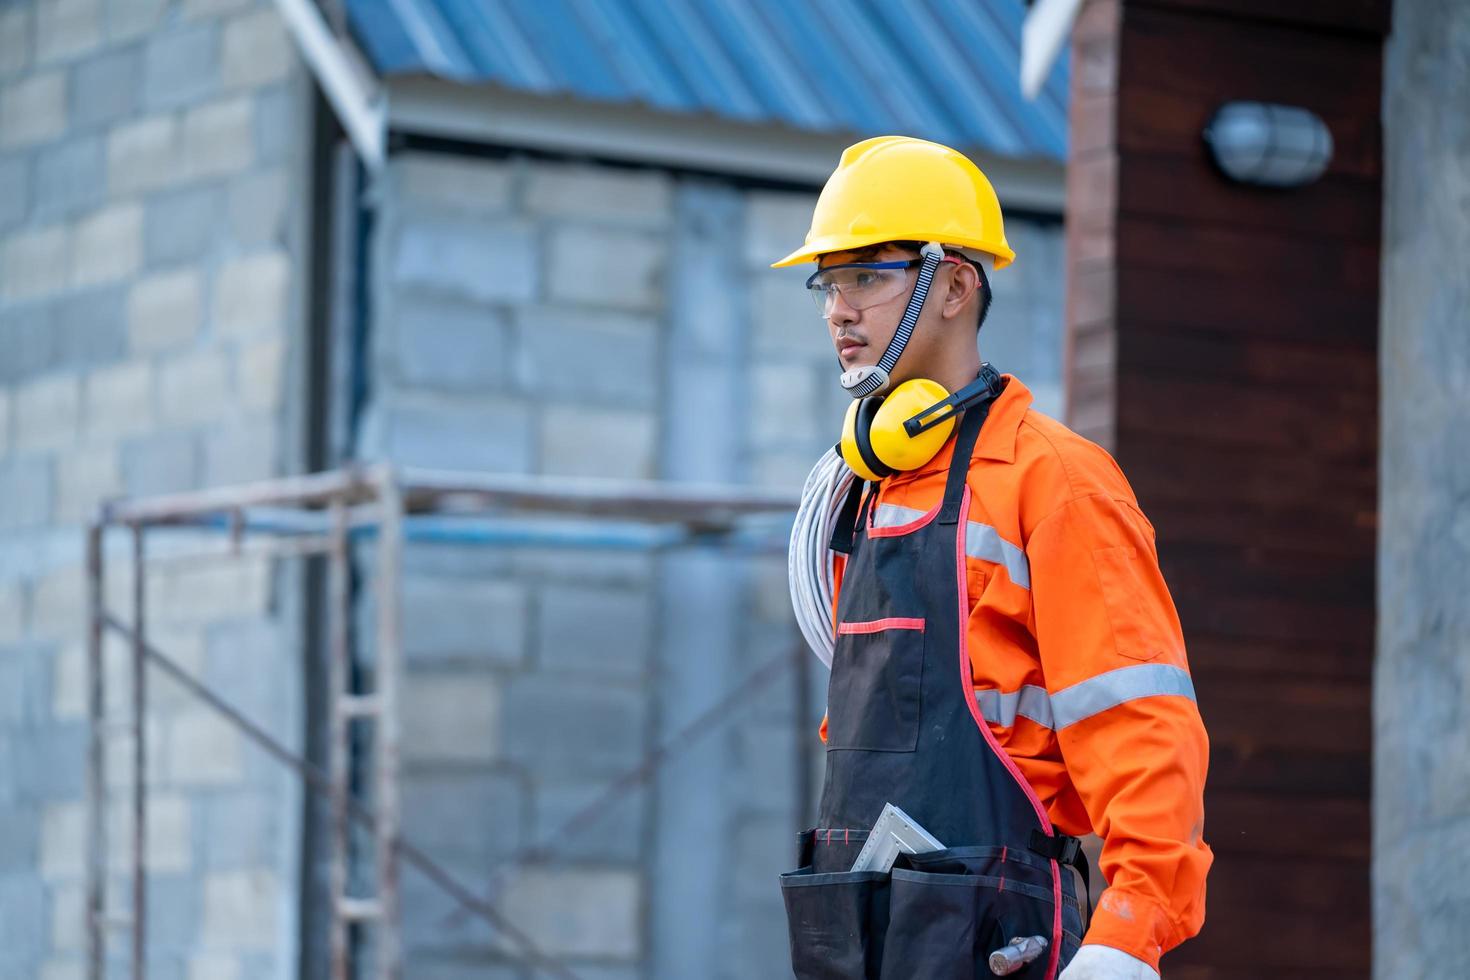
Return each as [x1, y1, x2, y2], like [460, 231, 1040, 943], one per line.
[347, 0, 1068, 161]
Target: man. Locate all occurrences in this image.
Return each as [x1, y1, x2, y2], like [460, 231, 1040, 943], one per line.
[774, 136, 1210, 980]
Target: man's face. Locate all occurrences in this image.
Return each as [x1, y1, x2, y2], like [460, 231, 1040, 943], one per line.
[816, 243, 958, 387]
[819, 243, 917, 369]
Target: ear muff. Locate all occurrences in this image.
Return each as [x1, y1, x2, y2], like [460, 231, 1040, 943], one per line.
[870, 378, 957, 471]
[841, 393, 892, 481]
[840, 378, 957, 482]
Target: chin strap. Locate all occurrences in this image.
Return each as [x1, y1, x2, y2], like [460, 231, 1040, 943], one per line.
[840, 242, 945, 398]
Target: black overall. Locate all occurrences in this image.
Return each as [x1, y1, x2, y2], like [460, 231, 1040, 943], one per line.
[781, 395, 1085, 980]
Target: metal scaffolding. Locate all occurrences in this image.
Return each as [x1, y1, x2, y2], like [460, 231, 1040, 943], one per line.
[84, 463, 797, 980]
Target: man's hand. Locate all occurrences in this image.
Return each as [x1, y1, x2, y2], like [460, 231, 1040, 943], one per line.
[1057, 944, 1160, 980]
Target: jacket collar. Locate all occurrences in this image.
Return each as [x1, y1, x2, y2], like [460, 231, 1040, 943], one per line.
[974, 372, 1031, 464]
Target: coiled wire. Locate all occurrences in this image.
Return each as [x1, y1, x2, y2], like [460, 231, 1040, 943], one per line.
[788, 448, 857, 668]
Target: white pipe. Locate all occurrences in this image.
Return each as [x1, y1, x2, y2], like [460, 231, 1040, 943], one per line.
[273, 0, 386, 170]
[1021, 0, 1084, 101]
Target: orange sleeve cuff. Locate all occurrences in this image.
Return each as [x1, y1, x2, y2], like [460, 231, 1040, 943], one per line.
[1082, 889, 1178, 972]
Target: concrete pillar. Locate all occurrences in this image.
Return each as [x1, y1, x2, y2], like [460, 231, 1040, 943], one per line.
[1375, 2, 1470, 976]
[651, 179, 747, 980]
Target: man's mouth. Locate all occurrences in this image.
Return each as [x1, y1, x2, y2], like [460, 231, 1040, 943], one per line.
[837, 339, 867, 361]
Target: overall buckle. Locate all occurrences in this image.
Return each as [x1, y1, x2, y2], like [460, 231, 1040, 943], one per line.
[1028, 828, 1082, 865]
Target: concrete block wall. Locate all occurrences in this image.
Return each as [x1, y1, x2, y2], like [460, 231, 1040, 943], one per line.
[363, 153, 669, 481]
[359, 153, 669, 978]
[0, 0, 310, 977]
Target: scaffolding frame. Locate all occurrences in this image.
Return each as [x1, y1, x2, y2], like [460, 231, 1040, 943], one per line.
[84, 463, 797, 980]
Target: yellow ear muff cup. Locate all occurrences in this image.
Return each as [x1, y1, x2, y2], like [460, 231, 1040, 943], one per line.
[867, 378, 956, 473]
[840, 397, 887, 482]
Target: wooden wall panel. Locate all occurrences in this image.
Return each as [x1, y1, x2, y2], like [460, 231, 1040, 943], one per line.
[1063, 1, 1384, 975]
[1134, 0, 1390, 37]
[1120, 267, 1376, 347]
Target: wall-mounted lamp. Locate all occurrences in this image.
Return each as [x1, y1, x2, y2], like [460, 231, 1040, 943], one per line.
[1203, 102, 1334, 188]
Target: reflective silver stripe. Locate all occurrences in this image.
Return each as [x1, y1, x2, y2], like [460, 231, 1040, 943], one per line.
[872, 504, 1031, 589]
[1051, 664, 1196, 729]
[973, 685, 1054, 728]
[975, 664, 1196, 731]
[872, 502, 927, 528]
[965, 523, 1031, 589]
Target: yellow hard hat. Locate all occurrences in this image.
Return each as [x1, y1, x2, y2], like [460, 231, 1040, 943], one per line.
[771, 135, 1015, 270]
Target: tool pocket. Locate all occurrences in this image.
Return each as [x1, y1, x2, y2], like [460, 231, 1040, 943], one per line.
[878, 848, 1082, 979]
[826, 618, 925, 752]
[781, 866, 892, 980]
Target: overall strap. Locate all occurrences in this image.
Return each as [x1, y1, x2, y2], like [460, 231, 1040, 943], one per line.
[856, 476, 878, 531]
[828, 476, 868, 556]
[938, 395, 994, 525]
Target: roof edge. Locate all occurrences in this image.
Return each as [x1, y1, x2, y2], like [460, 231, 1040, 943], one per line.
[383, 77, 1065, 214]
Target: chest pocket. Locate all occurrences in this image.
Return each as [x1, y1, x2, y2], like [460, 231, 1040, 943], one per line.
[965, 564, 989, 605]
[826, 618, 926, 753]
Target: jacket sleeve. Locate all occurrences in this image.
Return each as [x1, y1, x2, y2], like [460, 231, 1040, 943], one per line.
[1026, 491, 1212, 970]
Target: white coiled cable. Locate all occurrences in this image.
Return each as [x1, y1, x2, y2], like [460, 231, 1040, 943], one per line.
[788, 448, 857, 668]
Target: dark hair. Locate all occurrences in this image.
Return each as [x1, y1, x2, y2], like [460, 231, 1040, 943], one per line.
[847, 240, 992, 333]
[967, 257, 992, 333]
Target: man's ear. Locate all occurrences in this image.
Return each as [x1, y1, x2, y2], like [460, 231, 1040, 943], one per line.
[940, 260, 979, 323]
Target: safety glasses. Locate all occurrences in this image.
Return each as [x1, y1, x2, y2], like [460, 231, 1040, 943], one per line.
[804, 255, 962, 318]
[804, 260, 920, 318]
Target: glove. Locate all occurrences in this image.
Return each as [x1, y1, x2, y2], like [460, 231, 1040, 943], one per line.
[1057, 944, 1160, 980]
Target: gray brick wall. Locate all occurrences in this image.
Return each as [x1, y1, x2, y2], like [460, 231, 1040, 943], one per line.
[0, 0, 308, 976]
[361, 155, 675, 974]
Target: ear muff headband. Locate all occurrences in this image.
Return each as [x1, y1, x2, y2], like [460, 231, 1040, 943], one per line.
[903, 363, 1006, 438]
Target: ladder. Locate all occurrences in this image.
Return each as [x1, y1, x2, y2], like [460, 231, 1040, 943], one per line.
[327, 486, 404, 980]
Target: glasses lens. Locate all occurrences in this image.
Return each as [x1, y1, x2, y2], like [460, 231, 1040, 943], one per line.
[806, 264, 913, 317]
[808, 277, 837, 316]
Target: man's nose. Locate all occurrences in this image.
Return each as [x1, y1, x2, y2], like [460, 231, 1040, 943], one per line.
[826, 290, 859, 328]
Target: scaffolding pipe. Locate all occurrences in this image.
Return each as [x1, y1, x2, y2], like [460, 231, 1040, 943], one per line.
[327, 499, 351, 980]
[158, 512, 791, 555]
[84, 524, 105, 980]
[84, 466, 800, 980]
[399, 466, 797, 522]
[100, 612, 584, 980]
[102, 467, 376, 525]
[372, 471, 403, 980]
[100, 466, 796, 527]
[130, 524, 147, 980]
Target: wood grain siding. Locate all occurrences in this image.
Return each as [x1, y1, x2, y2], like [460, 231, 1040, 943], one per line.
[1062, 1, 1387, 976]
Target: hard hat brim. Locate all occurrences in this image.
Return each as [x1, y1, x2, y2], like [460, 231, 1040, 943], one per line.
[771, 233, 1015, 270]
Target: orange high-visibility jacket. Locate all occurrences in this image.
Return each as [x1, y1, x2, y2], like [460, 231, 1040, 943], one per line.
[822, 374, 1211, 970]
